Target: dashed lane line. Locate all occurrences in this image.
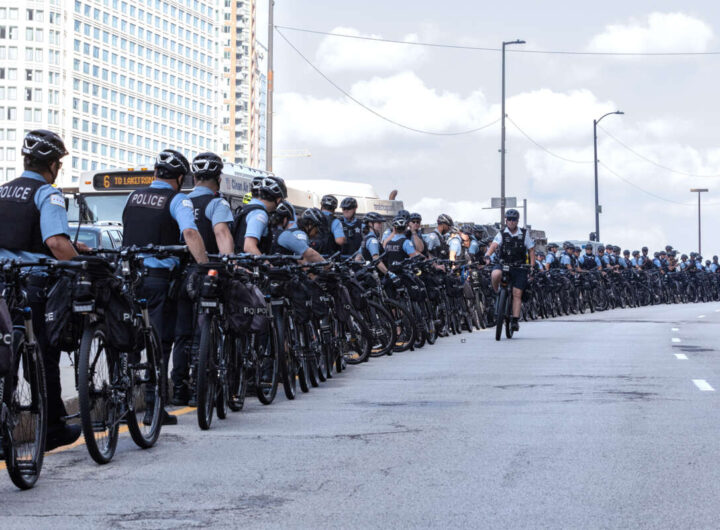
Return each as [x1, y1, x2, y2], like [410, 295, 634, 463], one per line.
[674, 354, 688, 360]
[0, 406, 197, 471]
[672, 338, 681, 343]
[698, 315, 706, 319]
[671, 327, 679, 332]
[693, 379, 715, 392]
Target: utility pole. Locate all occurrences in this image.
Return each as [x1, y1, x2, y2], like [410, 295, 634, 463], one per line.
[500, 39, 525, 225]
[266, 0, 274, 172]
[592, 110, 624, 241]
[523, 198, 527, 227]
[690, 188, 708, 254]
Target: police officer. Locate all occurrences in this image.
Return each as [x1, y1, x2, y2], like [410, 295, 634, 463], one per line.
[619, 249, 631, 269]
[578, 243, 601, 271]
[640, 246, 653, 270]
[234, 176, 285, 255]
[544, 242, 560, 270]
[339, 197, 363, 257]
[383, 216, 421, 270]
[407, 212, 426, 255]
[711, 256, 719, 273]
[273, 203, 324, 263]
[122, 148, 208, 425]
[360, 212, 393, 276]
[309, 195, 345, 256]
[424, 214, 453, 258]
[0, 129, 84, 450]
[171, 152, 233, 406]
[460, 224, 479, 262]
[560, 243, 577, 270]
[534, 251, 546, 272]
[631, 250, 642, 268]
[484, 209, 535, 331]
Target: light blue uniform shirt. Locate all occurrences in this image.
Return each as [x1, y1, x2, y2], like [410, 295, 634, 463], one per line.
[243, 198, 269, 241]
[711, 263, 719, 273]
[322, 210, 344, 240]
[653, 258, 662, 268]
[545, 253, 556, 266]
[0, 170, 71, 261]
[560, 253, 573, 267]
[578, 254, 600, 268]
[277, 228, 309, 256]
[468, 239, 480, 256]
[618, 256, 629, 268]
[188, 186, 233, 227]
[365, 234, 381, 257]
[140, 180, 197, 270]
[448, 234, 462, 256]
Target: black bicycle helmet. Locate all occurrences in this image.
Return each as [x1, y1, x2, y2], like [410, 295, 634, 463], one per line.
[713, 255, 718, 261]
[548, 242, 559, 249]
[340, 197, 357, 210]
[460, 224, 474, 235]
[632, 250, 640, 256]
[191, 152, 223, 180]
[21, 129, 68, 161]
[255, 176, 284, 201]
[301, 207, 324, 228]
[269, 176, 287, 198]
[597, 245, 605, 251]
[566, 243, 575, 251]
[614, 246, 621, 253]
[274, 201, 294, 222]
[642, 246, 648, 252]
[681, 254, 688, 259]
[585, 243, 593, 250]
[654, 252, 659, 258]
[155, 149, 190, 178]
[409, 212, 422, 222]
[698, 254, 703, 260]
[392, 216, 408, 230]
[665, 245, 673, 252]
[397, 209, 410, 219]
[321, 195, 338, 211]
[623, 249, 630, 256]
[505, 208, 520, 221]
[363, 211, 384, 224]
[437, 214, 454, 227]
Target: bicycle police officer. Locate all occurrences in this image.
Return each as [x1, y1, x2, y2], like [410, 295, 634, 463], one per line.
[339, 197, 363, 257]
[0, 130, 85, 450]
[484, 209, 535, 332]
[122, 149, 208, 425]
[171, 152, 234, 406]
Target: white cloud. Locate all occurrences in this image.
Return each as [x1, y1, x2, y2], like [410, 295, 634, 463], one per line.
[275, 71, 492, 147]
[588, 12, 714, 54]
[316, 26, 425, 72]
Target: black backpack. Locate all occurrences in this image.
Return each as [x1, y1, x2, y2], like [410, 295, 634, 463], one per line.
[0, 298, 12, 377]
[226, 279, 269, 335]
[45, 274, 82, 352]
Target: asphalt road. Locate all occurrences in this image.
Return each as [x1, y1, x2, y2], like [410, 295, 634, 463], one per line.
[3, 302, 720, 529]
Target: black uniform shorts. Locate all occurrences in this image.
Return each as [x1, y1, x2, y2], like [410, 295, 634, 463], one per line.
[492, 264, 529, 290]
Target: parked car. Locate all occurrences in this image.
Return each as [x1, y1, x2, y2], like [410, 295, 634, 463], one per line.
[68, 222, 123, 250]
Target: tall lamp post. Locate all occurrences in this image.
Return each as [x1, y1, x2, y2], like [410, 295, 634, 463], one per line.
[500, 39, 525, 224]
[593, 110, 623, 241]
[266, 0, 275, 172]
[690, 188, 708, 254]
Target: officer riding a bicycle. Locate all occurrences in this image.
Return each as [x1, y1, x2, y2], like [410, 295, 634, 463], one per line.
[483, 209, 535, 332]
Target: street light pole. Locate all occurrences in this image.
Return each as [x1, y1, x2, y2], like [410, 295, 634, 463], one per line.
[266, 0, 274, 172]
[593, 110, 624, 241]
[690, 188, 708, 254]
[500, 39, 525, 225]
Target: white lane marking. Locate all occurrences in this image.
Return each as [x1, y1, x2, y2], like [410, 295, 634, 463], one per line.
[672, 338, 681, 343]
[715, 309, 720, 313]
[675, 354, 688, 360]
[698, 315, 706, 319]
[693, 379, 715, 392]
[671, 327, 679, 331]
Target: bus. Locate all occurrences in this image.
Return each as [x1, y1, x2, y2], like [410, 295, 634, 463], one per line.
[70, 164, 404, 224]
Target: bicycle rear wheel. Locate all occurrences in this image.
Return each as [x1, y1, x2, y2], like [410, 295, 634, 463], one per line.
[386, 299, 414, 353]
[366, 301, 395, 357]
[78, 324, 120, 465]
[277, 311, 297, 400]
[227, 337, 247, 412]
[342, 310, 371, 364]
[255, 332, 279, 405]
[126, 326, 163, 448]
[3, 329, 46, 490]
[196, 317, 218, 430]
[495, 289, 507, 341]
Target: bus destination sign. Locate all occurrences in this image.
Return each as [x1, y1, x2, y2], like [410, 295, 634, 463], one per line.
[93, 171, 155, 190]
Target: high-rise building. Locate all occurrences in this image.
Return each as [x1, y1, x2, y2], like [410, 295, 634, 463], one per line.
[221, 0, 266, 169]
[0, 0, 224, 186]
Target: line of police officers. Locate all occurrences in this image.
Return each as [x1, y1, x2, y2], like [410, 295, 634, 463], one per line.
[0, 130, 523, 452]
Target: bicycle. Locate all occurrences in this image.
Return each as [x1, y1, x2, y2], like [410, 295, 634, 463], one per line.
[494, 262, 531, 341]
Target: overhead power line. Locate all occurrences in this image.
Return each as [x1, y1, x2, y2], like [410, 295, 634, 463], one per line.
[597, 125, 720, 178]
[598, 162, 693, 205]
[276, 25, 720, 57]
[506, 116, 592, 164]
[275, 28, 501, 136]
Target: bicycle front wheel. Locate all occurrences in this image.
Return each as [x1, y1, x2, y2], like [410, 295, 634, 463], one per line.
[495, 288, 507, 341]
[3, 329, 46, 490]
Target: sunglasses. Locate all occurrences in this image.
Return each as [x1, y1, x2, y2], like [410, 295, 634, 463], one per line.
[506, 218, 519, 222]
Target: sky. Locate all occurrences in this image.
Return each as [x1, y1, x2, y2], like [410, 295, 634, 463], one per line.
[261, 1, 720, 255]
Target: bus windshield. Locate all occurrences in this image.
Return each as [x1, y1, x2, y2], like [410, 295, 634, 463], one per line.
[67, 193, 128, 223]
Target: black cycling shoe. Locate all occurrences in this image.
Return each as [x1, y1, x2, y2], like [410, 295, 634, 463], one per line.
[143, 408, 177, 426]
[511, 318, 520, 332]
[46, 424, 82, 452]
[170, 385, 189, 406]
